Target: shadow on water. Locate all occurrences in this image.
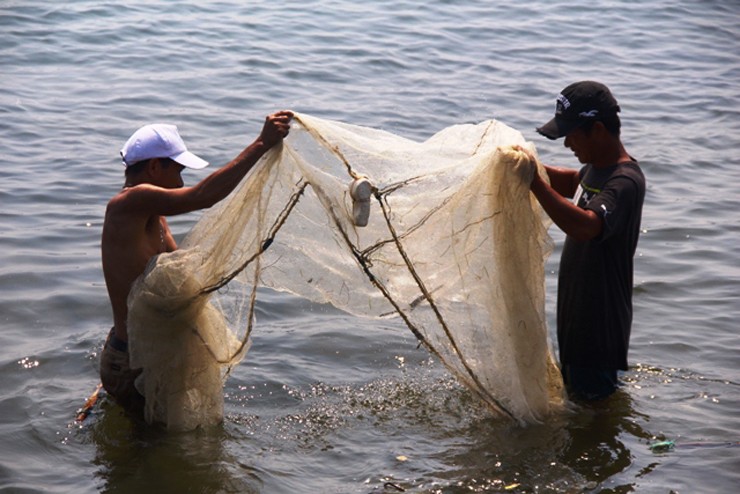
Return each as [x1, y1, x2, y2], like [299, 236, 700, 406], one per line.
[74, 354, 666, 494]
[425, 389, 655, 494]
[88, 398, 260, 494]
[556, 392, 654, 493]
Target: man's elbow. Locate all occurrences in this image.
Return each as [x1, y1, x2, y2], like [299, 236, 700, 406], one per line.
[186, 186, 222, 212]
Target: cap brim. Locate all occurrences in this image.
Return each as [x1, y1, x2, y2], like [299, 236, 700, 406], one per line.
[536, 116, 582, 140]
[171, 150, 210, 170]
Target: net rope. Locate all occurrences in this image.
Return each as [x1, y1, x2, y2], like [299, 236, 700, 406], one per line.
[127, 113, 565, 430]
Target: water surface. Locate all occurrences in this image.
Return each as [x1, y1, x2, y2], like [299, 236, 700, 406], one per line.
[1, 1, 739, 492]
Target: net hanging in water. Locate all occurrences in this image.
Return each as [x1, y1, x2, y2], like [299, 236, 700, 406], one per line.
[127, 113, 565, 431]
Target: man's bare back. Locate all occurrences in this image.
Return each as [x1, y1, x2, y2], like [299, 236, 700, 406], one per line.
[102, 195, 177, 342]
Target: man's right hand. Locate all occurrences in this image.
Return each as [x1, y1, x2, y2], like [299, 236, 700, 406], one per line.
[259, 110, 294, 148]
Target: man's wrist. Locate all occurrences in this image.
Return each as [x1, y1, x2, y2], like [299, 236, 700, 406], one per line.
[247, 138, 274, 158]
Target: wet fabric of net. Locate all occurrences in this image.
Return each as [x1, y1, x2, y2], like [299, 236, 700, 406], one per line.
[127, 113, 565, 431]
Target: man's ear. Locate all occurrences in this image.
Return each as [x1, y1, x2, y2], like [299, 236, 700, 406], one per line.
[147, 158, 162, 177]
[592, 120, 609, 137]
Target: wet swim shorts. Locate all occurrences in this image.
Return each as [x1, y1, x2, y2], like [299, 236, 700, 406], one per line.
[99, 328, 144, 413]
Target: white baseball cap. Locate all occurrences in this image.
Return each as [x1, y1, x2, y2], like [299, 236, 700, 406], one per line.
[120, 123, 209, 169]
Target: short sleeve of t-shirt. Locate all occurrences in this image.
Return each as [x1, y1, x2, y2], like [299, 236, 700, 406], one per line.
[584, 176, 639, 242]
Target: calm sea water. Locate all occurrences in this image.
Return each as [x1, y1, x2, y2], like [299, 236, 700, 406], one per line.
[2, 1, 739, 492]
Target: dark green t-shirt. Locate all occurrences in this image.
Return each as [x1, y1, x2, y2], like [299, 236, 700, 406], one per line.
[557, 160, 645, 370]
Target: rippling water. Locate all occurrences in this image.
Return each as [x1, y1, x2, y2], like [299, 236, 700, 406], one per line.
[2, 1, 739, 492]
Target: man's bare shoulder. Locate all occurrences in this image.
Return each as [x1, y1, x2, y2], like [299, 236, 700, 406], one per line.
[102, 186, 165, 250]
[102, 186, 168, 272]
[105, 184, 167, 215]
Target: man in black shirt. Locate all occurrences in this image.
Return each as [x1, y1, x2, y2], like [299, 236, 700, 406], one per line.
[521, 81, 645, 400]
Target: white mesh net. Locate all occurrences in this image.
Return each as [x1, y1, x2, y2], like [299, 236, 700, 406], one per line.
[127, 113, 565, 431]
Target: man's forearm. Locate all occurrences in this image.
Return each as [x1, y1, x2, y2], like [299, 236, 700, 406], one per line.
[542, 165, 579, 198]
[189, 139, 273, 209]
[531, 174, 602, 242]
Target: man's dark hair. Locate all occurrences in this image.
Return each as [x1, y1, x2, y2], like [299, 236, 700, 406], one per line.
[124, 157, 176, 178]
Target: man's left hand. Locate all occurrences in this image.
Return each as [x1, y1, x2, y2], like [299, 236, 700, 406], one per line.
[512, 144, 537, 185]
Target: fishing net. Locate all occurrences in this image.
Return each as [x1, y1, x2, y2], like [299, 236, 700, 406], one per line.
[127, 113, 565, 431]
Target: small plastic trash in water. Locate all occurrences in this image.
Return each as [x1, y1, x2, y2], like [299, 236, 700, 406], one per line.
[649, 440, 675, 452]
[350, 176, 373, 227]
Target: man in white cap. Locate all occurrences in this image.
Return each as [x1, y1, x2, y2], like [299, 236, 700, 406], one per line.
[520, 81, 645, 401]
[100, 110, 292, 413]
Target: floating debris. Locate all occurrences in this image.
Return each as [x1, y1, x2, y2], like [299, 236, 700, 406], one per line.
[649, 440, 675, 452]
[75, 383, 103, 422]
[383, 481, 405, 492]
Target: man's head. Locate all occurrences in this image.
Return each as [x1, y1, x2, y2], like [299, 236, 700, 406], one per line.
[121, 124, 209, 170]
[537, 81, 621, 140]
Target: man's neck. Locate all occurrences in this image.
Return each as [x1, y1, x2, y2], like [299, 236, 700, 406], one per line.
[592, 140, 630, 168]
[123, 177, 147, 189]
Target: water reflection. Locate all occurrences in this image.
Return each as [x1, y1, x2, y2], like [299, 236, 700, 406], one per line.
[91, 400, 259, 494]
[438, 389, 654, 493]
[559, 390, 652, 493]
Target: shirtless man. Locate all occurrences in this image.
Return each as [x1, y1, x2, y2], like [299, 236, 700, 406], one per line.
[100, 110, 293, 412]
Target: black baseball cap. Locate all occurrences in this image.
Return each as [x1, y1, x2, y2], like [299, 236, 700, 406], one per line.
[536, 81, 621, 140]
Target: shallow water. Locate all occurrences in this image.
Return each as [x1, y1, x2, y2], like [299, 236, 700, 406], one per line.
[1, 0, 739, 492]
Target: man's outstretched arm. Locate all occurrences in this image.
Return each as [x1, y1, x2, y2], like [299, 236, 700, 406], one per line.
[126, 110, 293, 216]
